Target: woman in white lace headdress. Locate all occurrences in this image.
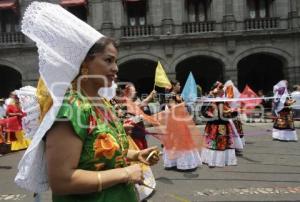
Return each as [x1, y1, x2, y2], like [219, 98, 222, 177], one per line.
[272, 80, 298, 141]
[15, 2, 159, 202]
[201, 81, 237, 167]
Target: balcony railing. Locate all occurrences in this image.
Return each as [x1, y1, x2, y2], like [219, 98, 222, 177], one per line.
[0, 32, 25, 44]
[245, 18, 279, 30]
[183, 21, 215, 33]
[122, 25, 154, 37]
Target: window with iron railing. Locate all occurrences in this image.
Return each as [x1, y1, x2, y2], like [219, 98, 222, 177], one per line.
[184, 0, 214, 33]
[0, 6, 24, 44]
[126, 0, 147, 26]
[247, 0, 273, 19]
[122, 0, 153, 37]
[0, 10, 19, 33]
[245, 17, 279, 30]
[245, 0, 278, 30]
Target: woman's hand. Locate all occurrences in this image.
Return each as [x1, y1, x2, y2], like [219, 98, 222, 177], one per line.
[137, 146, 160, 166]
[150, 90, 157, 98]
[287, 99, 296, 105]
[124, 164, 143, 184]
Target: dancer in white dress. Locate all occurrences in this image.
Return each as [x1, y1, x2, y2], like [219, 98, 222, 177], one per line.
[272, 80, 298, 141]
[163, 80, 202, 170]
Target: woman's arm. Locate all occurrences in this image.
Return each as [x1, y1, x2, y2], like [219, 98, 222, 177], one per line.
[139, 90, 156, 107]
[46, 121, 143, 195]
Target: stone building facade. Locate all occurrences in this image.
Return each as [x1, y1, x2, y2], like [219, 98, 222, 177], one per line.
[0, 0, 300, 97]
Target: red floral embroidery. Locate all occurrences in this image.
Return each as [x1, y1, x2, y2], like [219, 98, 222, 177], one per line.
[87, 115, 97, 135]
[95, 107, 113, 122]
[217, 136, 227, 150]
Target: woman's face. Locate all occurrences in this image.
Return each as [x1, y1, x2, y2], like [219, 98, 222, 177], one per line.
[85, 43, 118, 88]
[126, 85, 136, 99]
[174, 82, 181, 93]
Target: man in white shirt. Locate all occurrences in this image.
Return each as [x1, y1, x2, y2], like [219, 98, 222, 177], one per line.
[291, 85, 300, 120]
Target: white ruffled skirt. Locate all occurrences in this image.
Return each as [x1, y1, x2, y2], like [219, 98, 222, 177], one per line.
[233, 136, 244, 150]
[272, 129, 298, 141]
[201, 148, 237, 167]
[163, 149, 202, 170]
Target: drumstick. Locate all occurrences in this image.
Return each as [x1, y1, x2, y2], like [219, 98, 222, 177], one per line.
[139, 181, 155, 189]
[145, 150, 157, 162]
[145, 150, 162, 162]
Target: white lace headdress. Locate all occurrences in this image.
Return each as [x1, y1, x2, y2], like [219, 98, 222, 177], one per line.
[15, 1, 104, 192]
[223, 80, 241, 109]
[273, 80, 289, 116]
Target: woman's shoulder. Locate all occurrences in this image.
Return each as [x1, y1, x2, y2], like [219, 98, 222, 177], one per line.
[60, 90, 92, 113]
[64, 90, 88, 103]
[57, 90, 92, 140]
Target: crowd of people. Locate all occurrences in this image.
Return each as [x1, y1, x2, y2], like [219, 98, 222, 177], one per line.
[0, 2, 298, 202]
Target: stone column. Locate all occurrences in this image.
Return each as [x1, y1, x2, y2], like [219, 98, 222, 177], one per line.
[224, 69, 238, 85]
[286, 66, 300, 86]
[161, 0, 174, 35]
[101, 0, 114, 36]
[222, 0, 236, 31]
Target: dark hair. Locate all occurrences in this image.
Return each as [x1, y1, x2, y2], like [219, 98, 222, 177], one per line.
[115, 86, 123, 97]
[210, 81, 223, 91]
[86, 37, 118, 59]
[293, 85, 299, 91]
[170, 80, 179, 87]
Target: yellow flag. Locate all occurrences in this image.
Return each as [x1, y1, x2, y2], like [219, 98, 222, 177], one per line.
[154, 61, 171, 89]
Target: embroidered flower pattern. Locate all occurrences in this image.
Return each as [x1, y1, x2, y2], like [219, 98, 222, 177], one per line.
[88, 115, 97, 135]
[205, 124, 233, 150]
[93, 133, 120, 159]
[218, 125, 226, 135]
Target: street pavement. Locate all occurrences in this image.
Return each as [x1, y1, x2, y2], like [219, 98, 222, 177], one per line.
[0, 121, 300, 202]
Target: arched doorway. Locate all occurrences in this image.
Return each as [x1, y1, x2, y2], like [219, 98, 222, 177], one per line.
[0, 65, 22, 98]
[175, 56, 224, 94]
[237, 53, 284, 95]
[118, 59, 157, 96]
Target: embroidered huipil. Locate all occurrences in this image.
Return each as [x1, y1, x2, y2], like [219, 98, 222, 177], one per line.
[53, 90, 138, 202]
